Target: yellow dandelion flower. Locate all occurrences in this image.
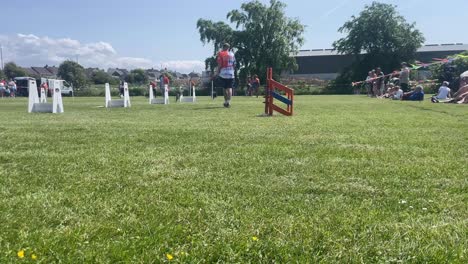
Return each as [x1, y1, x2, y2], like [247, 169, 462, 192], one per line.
[17, 249, 25, 258]
[31, 254, 38, 260]
[252, 236, 258, 241]
[166, 253, 174, 261]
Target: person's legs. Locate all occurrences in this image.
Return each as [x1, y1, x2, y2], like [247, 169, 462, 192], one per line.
[372, 85, 379, 97]
[401, 83, 409, 92]
[402, 91, 413, 101]
[222, 78, 233, 107]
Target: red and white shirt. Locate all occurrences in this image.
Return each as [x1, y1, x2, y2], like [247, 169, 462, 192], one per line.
[217, 50, 235, 79]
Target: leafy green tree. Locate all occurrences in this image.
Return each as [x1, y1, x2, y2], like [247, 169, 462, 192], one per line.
[0, 68, 5, 80]
[126, 69, 149, 84]
[197, 0, 305, 81]
[58, 60, 88, 88]
[3, 62, 27, 79]
[331, 1, 425, 92]
[91, 70, 113, 84]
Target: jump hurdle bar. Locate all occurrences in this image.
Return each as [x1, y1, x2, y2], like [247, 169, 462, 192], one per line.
[264, 67, 294, 116]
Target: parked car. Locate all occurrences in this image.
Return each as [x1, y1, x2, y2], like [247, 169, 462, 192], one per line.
[59, 81, 74, 96]
[14, 77, 73, 96]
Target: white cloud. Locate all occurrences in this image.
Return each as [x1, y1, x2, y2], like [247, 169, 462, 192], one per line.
[0, 34, 205, 73]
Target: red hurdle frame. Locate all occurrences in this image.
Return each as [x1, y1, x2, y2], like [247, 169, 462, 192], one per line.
[264, 67, 294, 116]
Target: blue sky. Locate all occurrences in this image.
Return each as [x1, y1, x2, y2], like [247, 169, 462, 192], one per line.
[1, 0, 467, 72]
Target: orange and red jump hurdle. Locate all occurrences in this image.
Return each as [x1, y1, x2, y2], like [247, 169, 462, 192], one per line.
[264, 67, 294, 116]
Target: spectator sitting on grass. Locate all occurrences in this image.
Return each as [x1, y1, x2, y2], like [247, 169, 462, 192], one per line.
[392, 86, 404, 100]
[379, 83, 395, 98]
[402, 85, 424, 101]
[431, 81, 451, 102]
[436, 84, 468, 104]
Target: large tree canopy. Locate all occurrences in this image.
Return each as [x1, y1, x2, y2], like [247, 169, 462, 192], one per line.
[3, 62, 27, 80]
[332, 1, 425, 87]
[58, 60, 88, 88]
[197, 0, 305, 81]
[126, 69, 149, 84]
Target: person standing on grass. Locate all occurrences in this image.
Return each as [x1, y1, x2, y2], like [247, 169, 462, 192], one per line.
[0, 80, 5, 98]
[252, 75, 260, 98]
[365, 70, 375, 97]
[40, 81, 49, 96]
[8, 79, 17, 98]
[119, 80, 125, 98]
[246, 76, 252, 96]
[399, 62, 411, 92]
[375, 67, 385, 96]
[160, 73, 170, 94]
[216, 43, 236, 108]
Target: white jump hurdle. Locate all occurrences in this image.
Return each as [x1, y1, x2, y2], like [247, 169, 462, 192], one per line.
[28, 79, 64, 113]
[149, 84, 169, 104]
[40, 87, 47, 103]
[105, 82, 131, 108]
[179, 85, 196, 103]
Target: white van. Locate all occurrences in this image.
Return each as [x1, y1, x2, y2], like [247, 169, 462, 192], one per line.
[15, 77, 73, 96]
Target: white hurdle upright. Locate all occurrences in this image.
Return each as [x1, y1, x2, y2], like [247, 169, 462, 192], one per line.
[149, 84, 169, 104]
[40, 87, 47, 103]
[105, 82, 131, 108]
[180, 85, 196, 103]
[28, 79, 64, 113]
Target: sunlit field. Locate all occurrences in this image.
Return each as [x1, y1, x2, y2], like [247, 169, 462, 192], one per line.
[0, 96, 466, 263]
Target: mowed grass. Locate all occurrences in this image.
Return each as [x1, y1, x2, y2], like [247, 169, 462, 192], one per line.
[0, 95, 467, 263]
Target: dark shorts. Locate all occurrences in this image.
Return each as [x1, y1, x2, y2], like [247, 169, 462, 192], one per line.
[219, 77, 235, 89]
[401, 83, 409, 92]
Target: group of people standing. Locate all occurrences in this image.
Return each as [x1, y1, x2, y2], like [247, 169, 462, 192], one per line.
[364, 62, 468, 104]
[0, 79, 17, 98]
[365, 62, 411, 98]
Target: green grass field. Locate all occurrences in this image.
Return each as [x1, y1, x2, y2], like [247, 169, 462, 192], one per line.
[0, 96, 467, 263]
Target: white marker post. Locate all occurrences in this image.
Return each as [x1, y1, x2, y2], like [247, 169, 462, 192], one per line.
[105, 83, 111, 108]
[150, 84, 169, 104]
[105, 82, 130, 108]
[52, 79, 64, 113]
[149, 84, 154, 104]
[211, 80, 214, 100]
[29, 79, 63, 113]
[180, 85, 196, 103]
[40, 87, 47, 103]
[123, 82, 131, 107]
[28, 79, 39, 113]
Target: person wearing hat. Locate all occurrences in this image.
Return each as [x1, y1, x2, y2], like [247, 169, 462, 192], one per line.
[431, 81, 451, 102]
[402, 85, 424, 101]
[399, 62, 411, 92]
[215, 43, 236, 108]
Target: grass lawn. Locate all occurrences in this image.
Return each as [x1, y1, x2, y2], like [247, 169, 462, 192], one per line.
[0, 95, 467, 263]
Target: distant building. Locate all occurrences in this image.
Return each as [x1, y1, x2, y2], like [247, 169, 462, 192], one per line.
[21, 65, 59, 78]
[85, 68, 101, 78]
[288, 43, 468, 80]
[107, 68, 129, 79]
[145, 68, 161, 80]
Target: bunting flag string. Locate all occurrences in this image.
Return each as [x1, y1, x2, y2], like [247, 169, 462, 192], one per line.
[351, 54, 468, 86]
